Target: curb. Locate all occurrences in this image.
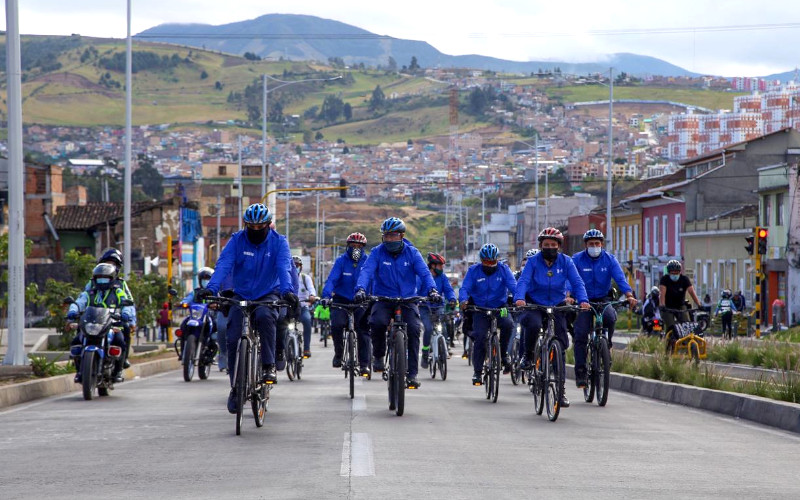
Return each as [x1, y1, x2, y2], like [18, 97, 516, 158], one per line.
[566, 365, 800, 434]
[0, 357, 181, 410]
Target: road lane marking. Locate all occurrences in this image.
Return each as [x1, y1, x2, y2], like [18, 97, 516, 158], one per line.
[353, 394, 366, 412]
[340, 432, 375, 477]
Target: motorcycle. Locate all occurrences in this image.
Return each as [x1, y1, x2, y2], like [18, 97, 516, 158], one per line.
[67, 298, 132, 401]
[642, 317, 664, 338]
[174, 300, 218, 382]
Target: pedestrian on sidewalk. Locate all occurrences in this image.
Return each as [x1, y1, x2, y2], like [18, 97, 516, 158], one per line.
[158, 302, 171, 342]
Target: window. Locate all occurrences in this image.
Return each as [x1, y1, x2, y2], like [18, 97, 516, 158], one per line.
[627, 226, 633, 253]
[776, 192, 785, 226]
[218, 165, 227, 176]
[653, 217, 659, 256]
[644, 218, 650, 255]
[662, 215, 668, 255]
[616, 226, 621, 253]
[634, 225, 639, 252]
[764, 195, 772, 227]
[675, 213, 682, 257]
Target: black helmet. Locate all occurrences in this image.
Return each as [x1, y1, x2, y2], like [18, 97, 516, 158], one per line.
[649, 286, 660, 297]
[292, 256, 303, 267]
[666, 259, 682, 272]
[98, 248, 123, 269]
[197, 266, 214, 281]
[92, 263, 117, 289]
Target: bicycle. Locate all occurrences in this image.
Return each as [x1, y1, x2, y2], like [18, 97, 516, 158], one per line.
[464, 305, 508, 403]
[582, 299, 628, 407]
[426, 310, 454, 381]
[330, 302, 371, 399]
[284, 317, 303, 381]
[509, 321, 524, 386]
[208, 296, 287, 435]
[516, 303, 578, 422]
[371, 295, 428, 417]
[663, 307, 707, 363]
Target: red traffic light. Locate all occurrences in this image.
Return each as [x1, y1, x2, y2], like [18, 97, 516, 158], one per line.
[758, 228, 768, 238]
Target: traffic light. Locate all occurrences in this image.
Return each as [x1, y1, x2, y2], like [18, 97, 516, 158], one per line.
[758, 227, 768, 255]
[744, 234, 755, 256]
[339, 178, 348, 199]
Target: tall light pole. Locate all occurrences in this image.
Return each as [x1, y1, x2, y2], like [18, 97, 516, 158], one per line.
[123, 0, 132, 278]
[606, 67, 614, 251]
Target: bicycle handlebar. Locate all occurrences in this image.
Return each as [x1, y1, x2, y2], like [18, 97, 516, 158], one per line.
[328, 303, 368, 312]
[206, 295, 289, 309]
[369, 296, 428, 304]
[464, 305, 508, 313]
[513, 303, 580, 313]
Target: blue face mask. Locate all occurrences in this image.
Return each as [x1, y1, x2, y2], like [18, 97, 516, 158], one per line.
[95, 277, 111, 285]
[587, 247, 602, 258]
[669, 274, 680, 282]
[199, 279, 210, 288]
[384, 240, 404, 255]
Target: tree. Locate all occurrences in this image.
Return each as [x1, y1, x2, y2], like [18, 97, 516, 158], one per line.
[0, 233, 39, 315]
[200, 70, 208, 80]
[343, 102, 353, 121]
[302, 130, 313, 145]
[319, 95, 344, 123]
[342, 146, 350, 154]
[295, 145, 303, 155]
[466, 86, 488, 116]
[214, 81, 223, 90]
[387, 56, 397, 72]
[409, 56, 420, 72]
[243, 52, 261, 61]
[369, 85, 385, 111]
[247, 104, 261, 123]
[133, 154, 164, 200]
[315, 131, 324, 141]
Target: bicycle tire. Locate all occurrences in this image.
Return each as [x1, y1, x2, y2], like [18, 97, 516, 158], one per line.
[430, 349, 437, 378]
[438, 335, 448, 381]
[234, 339, 248, 436]
[387, 339, 396, 411]
[531, 338, 544, 415]
[545, 339, 564, 422]
[348, 330, 356, 399]
[597, 337, 611, 407]
[285, 336, 296, 381]
[81, 350, 97, 401]
[182, 335, 196, 382]
[323, 322, 329, 348]
[296, 338, 303, 380]
[509, 337, 520, 386]
[394, 330, 406, 416]
[252, 362, 267, 427]
[583, 341, 596, 403]
[490, 334, 500, 403]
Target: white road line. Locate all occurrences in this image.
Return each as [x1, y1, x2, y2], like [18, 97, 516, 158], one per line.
[352, 394, 366, 412]
[340, 432, 375, 477]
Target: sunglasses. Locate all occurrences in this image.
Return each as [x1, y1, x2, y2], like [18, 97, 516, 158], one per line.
[481, 259, 498, 266]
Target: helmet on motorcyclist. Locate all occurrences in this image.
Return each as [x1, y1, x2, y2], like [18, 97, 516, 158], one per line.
[92, 263, 117, 289]
[722, 289, 732, 299]
[98, 248, 123, 270]
[197, 267, 214, 288]
[649, 286, 660, 299]
[292, 255, 303, 270]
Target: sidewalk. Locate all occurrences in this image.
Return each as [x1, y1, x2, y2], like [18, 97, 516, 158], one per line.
[0, 328, 58, 361]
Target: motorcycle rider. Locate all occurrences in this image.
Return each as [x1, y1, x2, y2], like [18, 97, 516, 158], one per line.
[320, 232, 370, 375]
[459, 243, 517, 386]
[571, 229, 637, 389]
[641, 287, 662, 335]
[198, 203, 298, 414]
[715, 289, 738, 337]
[514, 227, 589, 408]
[293, 256, 318, 358]
[354, 217, 441, 390]
[177, 266, 218, 359]
[68, 263, 132, 383]
[418, 252, 457, 370]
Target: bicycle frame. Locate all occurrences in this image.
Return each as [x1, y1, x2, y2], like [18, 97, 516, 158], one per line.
[663, 307, 707, 361]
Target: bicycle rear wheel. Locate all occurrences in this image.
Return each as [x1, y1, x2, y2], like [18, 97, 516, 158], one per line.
[347, 330, 356, 399]
[437, 335, 448, 381]
[394, 330, 407, 416]
[489, 334, 500, 403]
[583, 342, 596, 403]
[545, 340, 564, 422]
[597, 337, 611, 407]
[234, 340, 249, 435]
[285, 336, 297, 381]
[252, 362, 267, 427]
[531, 338, 544, 415]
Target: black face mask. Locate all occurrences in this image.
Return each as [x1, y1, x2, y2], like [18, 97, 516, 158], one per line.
[482, 265, 498, 276]
[246, 227, 268, 245]
[542, 248, 558, 261]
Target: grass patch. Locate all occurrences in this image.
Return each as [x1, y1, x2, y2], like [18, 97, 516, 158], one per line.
[627, 335, 662, 354]
[28, 354, 74, 378]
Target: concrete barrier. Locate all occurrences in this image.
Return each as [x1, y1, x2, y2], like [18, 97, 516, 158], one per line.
[567, 364, 800, 434]
[0, 357, 180, 410]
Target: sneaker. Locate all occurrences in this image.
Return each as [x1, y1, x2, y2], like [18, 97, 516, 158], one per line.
[462, 352, 469, 360]
[472, 373, 482, 386]
[521, 356, 533, 371]
[407, 377, 421, 389]
[73, 374, 81, 384]
[262, 364, 277, 384]
[360, 366, 370, 377]
[303, 350, 312, 359]
[276, 351, 286, 371]
[560, 391, 570, 408]
[113, 373, 124, 383]
[123, 359, 131, 369]
[420, 353, 430, 369]
[227, 389, 237, 414]
[372, 357, 385, 372]
[575, 368, 588, 389]
[502, 356, 511, 374]
[332, 356, 343, 368]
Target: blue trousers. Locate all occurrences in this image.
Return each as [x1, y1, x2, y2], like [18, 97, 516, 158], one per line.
[369, 301, 421, 378]
[471, 311, 514, 375]
[215, 310, 228, 371]
[226, 294, 279, 386]
[299, 305, 313, 351]
[573, 307, 616, 374]
[419, 305, 445, 349]
[519, 309, 569, 358]
[331, 297, 371, 366]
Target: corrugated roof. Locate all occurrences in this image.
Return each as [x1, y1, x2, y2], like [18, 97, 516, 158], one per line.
[53, 201, 170, 231]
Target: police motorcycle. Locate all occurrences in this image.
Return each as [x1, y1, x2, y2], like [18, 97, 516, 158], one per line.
[66, 296, 134, 400]
[171, 288, 218, 382]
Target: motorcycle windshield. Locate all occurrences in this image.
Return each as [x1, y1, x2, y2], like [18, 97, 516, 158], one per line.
[80, 306, 113, 336]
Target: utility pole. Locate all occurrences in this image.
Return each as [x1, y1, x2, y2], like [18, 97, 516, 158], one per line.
[534, 135, 540, 237]
[481, 189, 486, 245]
[215, 194, 221, 261]
[237, 136, 242, 231]
[123, 0, 132, 278]
[262, 74, 268, 197]
[606, 67, 614, 251]
[3, 0, 25, 365]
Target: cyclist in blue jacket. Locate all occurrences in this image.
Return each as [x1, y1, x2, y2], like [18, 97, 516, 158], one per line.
[321, 232, 371, 374]
[200, 203, 298, 414]
[417, 252, 457, 370]
[354, 217, 441, 390]
[514, 227, 589, 407]
[459, 243, 517, 386]
[571, 229, 637, 388]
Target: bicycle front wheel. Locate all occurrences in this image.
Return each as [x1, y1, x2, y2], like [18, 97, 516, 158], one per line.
[545, 340, 564, 422]
[347, 330, 356, 399]
[509, 337, 520, 386]
[531, 338, 544, 415]
[393, 331, 407, 416]
[583, 342, 596, 403]
[252, 362, 267, 427]
[437, 335, 448, 381]
[597, 337, 611, 407]
[489, 334, 500, 403]
[234, 339, 249, 435]
[286, 336, 297, 381]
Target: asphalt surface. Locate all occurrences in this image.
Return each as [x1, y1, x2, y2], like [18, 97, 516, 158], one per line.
[2, 339, 800, 500]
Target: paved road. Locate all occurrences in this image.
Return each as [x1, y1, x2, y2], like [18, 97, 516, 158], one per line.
[2, 341, 800, 499]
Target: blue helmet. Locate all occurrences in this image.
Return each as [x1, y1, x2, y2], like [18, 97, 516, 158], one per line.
[479, 243, 499, 261]
[380, 217, 406, 234]
[583, 229, 604, 242]
[243, 203, 272, 225]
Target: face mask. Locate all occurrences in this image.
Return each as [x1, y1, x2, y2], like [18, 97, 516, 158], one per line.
[433, 268, 444, 277]
[199, 279, 210, 288]
[670, 274, 680, 282]
[246, 227, 268, 245]
[95, 277, 111, 285]
[348, 247, 362, 262]
[542, 248, 558, 261]
[384, 240, 404, 255]
[482, 265, 498, 276]
[587, 247, 602, 258]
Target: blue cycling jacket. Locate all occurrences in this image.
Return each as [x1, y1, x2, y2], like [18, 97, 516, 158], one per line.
[459, 263, 517, 308]
[514, 252, 588, 305]
[322, 251, 368, 301]
[416, 272, 457, 302]
[206, 229, 292, 299]
[356, 239, 436, 298]
[571, 249, 632, 300]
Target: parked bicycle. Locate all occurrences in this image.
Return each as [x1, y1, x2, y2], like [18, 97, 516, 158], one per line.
[208, 296, 288, 435]
[330, 302, 371, 399]
[516, 303, 578, 422]
[582, 299, 628, 406]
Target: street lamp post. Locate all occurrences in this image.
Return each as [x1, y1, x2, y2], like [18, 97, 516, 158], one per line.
[606, 67, 614, 252]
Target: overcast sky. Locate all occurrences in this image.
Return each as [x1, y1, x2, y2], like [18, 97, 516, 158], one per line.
[3, 0, 799, 77]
